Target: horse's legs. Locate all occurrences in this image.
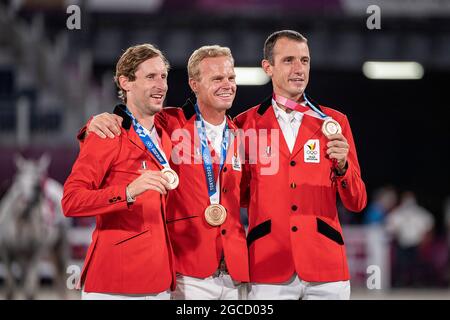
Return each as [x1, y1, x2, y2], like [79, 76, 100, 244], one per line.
[52, 234, 69, 299]
[22, 254, 40, 300]
[1, 249, 17, 300]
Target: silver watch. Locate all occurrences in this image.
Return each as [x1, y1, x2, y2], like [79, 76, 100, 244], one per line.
[126, 186, 136, 203]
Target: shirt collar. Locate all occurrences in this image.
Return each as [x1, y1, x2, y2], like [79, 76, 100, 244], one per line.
[141, 125, 156, 135]
[203, 117, 226, 133]
[272, 99, 303, 123]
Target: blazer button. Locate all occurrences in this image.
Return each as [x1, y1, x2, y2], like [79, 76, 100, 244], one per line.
[117, 196, 121, 201]
[290, 182, 296, 189]
[341, 180, 348, 189]
[291, 205, 298, 211]
[222, 188, 227, 193]
[221, 229, 227, 235]
[290, 160, 296, 166]
[109, 199, 114, 203]
[223, 167, 227, 172]
[292, 226, 298, 232]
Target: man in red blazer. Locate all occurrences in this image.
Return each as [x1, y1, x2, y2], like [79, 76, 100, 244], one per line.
[62, 44, 176, 299]
[234, 30, 367, 299]
[78, 46, 249, 299]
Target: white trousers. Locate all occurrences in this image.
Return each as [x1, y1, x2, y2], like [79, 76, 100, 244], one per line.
[81, 290, 171, 300]
[248, 274, 350, 300]
[171, 273, 247, 300]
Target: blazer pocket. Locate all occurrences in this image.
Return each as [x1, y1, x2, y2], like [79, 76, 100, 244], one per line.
[316, 218, 344, 245]
[166, 215, 198, 224]
[247, 219, 271, 247]
[114, 229, 150, 245]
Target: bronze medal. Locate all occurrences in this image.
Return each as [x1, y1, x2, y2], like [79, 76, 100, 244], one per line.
[204, 204, 227, 226]
[322, 118, 342, 137]
[161, 168, 179, 190]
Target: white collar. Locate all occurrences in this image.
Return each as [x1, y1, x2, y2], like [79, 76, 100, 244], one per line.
[203, 117, 226, 132]
[141, 125, 156, 135]
[272, 99, 303, 122]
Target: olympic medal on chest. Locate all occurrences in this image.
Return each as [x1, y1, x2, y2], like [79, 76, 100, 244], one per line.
[161, 167, 179, 190]
[321, 118, 342, 137]
[204, 204, 227, 226]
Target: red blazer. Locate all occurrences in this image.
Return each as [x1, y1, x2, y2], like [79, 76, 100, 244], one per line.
[156, 98, 249, 282]
[234, 96, 367, 283]
[62, 104, 176, 294]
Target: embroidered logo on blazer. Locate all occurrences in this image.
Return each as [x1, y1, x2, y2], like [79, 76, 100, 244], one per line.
[304, 139, 320, 163]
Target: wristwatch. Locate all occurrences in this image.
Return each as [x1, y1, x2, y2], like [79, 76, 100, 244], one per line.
[126, 186, 136, 203]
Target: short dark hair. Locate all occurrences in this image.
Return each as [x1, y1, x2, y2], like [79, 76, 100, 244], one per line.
[264, 30, 308, 65]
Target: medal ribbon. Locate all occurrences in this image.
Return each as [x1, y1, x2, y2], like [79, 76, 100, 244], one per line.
[124, 108, 169, 168]
[193, 104, 230, 200]
[273, 93, 311, 113]
[273, 93, 330, 120]
[303, 94, 340, 172]
[273, 93, 340, 176]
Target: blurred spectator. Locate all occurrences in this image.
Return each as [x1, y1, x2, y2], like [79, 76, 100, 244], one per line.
[445, 196, 450, 241]
[444, 196, 450, 284]
[418, 231, 449, 287]
[363, 185, 398, 225]
[385, 191, 435, 287]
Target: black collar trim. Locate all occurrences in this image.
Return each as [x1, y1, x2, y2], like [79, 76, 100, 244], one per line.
[256, 96, 273, 115]
[304, 94, 324, 114]
[182, 97, 197, 120]
[113, 104, 132, 130]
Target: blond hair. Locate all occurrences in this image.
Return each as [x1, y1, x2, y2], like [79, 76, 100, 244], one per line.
[187, 45, 234, 81]
[114, 43, 170, 103]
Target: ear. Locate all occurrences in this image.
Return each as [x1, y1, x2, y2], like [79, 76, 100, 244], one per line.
[261, 59, 273, 78]
[38, 153, 51, 172]
[118, 75, 131, 92]
[188, 78, 198, 95]
[14, 153, 25, 169]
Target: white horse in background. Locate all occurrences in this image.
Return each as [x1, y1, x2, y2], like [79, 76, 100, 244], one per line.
[0, 154, 69, 299]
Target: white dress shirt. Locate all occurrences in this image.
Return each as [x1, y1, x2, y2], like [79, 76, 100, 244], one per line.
[272, 99, 304, 153]
[203, 117, 226, 156]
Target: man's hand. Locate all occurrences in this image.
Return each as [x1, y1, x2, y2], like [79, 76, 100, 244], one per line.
[88, 113, 123, 139]
[326, 134, 349, 174]
[127, 170, 170, 197]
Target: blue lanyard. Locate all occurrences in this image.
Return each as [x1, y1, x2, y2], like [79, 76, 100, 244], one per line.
[124, 108, 167, 166]
[303, 94, 328, 119]
[194, 104, 229, 197]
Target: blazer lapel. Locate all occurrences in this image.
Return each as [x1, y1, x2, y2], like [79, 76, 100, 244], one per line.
[183, 115, 201, 162]
[256, 104, 291, 159]
[290, 114, 323, 159]
[224, 116, 239, 166]
[113, 104, 166, 169]
[127, 126, 146, 153]
[156, 125, 172, 165]
[128, 126, 165, 170]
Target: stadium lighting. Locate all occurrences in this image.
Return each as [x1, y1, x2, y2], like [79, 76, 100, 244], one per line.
[235, 67, 270, 85]
[362, 61, 424, 80]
